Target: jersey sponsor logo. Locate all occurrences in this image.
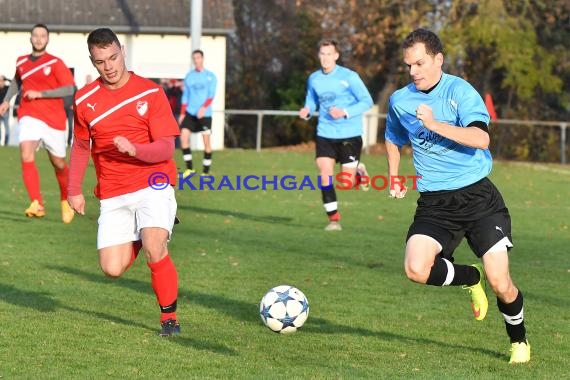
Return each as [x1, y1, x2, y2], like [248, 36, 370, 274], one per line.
[191, 83, 207, 91]
[495, 226, 504, 234]
[137, 101, 149, 116]
[417, 129, 444, 149]
[87, 103, 96, 111]
[319, 92, 336, 110]
[340, 80, 349, 88]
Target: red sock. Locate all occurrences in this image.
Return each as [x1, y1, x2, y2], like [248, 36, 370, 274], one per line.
[55, 165, 69, 200]
[128, 240, 143, 268]
[22, 161, 43, 204]
[328, 211, 341, 222]
[148, 254, 178, 322]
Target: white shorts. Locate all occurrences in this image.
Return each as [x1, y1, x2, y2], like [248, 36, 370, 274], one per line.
[97, 186, 177, 249]
[18, 116, 67, 158]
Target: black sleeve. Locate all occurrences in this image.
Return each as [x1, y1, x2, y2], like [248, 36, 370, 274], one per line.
[467, 120, 489, 134]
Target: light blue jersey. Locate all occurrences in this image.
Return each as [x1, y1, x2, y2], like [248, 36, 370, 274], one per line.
[181, 68, 217, 117]
[386, 73, 492, 192]
[304, 65, 373, 139]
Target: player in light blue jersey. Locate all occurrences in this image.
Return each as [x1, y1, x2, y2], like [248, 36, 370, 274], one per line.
[385, 28, 529, 364]
[386, 72, 493, 192]
[299, 39, 373, 231]
[178, 50, 217, 177]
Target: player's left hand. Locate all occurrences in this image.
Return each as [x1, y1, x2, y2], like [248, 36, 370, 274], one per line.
[113, 136, 136, 156]
[328, 106, 346, 120]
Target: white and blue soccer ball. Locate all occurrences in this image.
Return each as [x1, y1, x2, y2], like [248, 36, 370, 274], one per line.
[259, 285, 309, 334]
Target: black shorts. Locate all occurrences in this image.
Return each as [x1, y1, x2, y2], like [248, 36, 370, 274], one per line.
[316, 136, 362, 166]
[406, 177, 513, 259]
[180, 115, 212, 133]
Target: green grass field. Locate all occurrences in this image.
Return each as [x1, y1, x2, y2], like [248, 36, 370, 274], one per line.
[0, 146, 568, 379]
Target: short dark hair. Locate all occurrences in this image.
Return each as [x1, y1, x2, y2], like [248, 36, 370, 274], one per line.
[318, 38, 340, 54]
[402, 28, 444, 56]
[87, 28, 121, 51]
[192, 49, 204, 57]
[32, 24, 49, 35]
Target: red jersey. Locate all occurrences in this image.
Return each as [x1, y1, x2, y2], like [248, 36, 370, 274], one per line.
[14, 53, 75, 130]
[74, 73, 180, 199]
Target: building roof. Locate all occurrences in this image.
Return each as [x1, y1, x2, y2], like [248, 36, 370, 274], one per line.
[0, 0, 234, 35]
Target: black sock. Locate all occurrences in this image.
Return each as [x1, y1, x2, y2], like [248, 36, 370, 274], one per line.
[497, 290, 526, 343]
[160, 300, 177, 314]
[426, 257, 480, 286]
[182, 148, 193, 170]
[321, 184, 338, 217]
[203, 151, 212, 174]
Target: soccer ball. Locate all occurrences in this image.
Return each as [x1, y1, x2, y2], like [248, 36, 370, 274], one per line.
[259, 285, 309, 334]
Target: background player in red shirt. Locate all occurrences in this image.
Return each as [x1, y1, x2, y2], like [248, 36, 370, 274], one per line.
[68, 28, 182, 336]
[0, 24, 76, 223]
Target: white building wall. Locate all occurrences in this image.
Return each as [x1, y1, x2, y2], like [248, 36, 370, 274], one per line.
[0, 31, 226, 150]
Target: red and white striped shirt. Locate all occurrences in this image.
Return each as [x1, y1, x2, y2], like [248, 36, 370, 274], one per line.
[73, 73, 180, 199]
[14, 52, 75, 130]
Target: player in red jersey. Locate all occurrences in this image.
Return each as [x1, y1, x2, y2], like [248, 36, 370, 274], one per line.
[0, 24, 76, 223]
[68, 28, 182, 336]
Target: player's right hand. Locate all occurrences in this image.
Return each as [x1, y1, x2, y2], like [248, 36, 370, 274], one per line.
[299, 107, 310, 120]
[68, 194, 86, 215]
[389, 184, 407, 199]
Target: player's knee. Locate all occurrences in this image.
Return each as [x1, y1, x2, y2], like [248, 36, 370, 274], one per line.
[142, 244, 168, 263]
[488, 276, 515, 298]
[100, 264, 126, 278]
[52, 160, 66, 171]
[404, 261, 429, 283]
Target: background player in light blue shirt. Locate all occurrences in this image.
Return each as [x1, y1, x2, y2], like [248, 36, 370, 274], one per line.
[385, 28, 530, 363]
[299, 39, 373, 231]
[178, 50, 217, 176]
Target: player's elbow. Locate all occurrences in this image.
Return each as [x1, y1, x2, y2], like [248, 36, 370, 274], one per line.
[469, 128, 490, 150]
[475, 132, 490, 150]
